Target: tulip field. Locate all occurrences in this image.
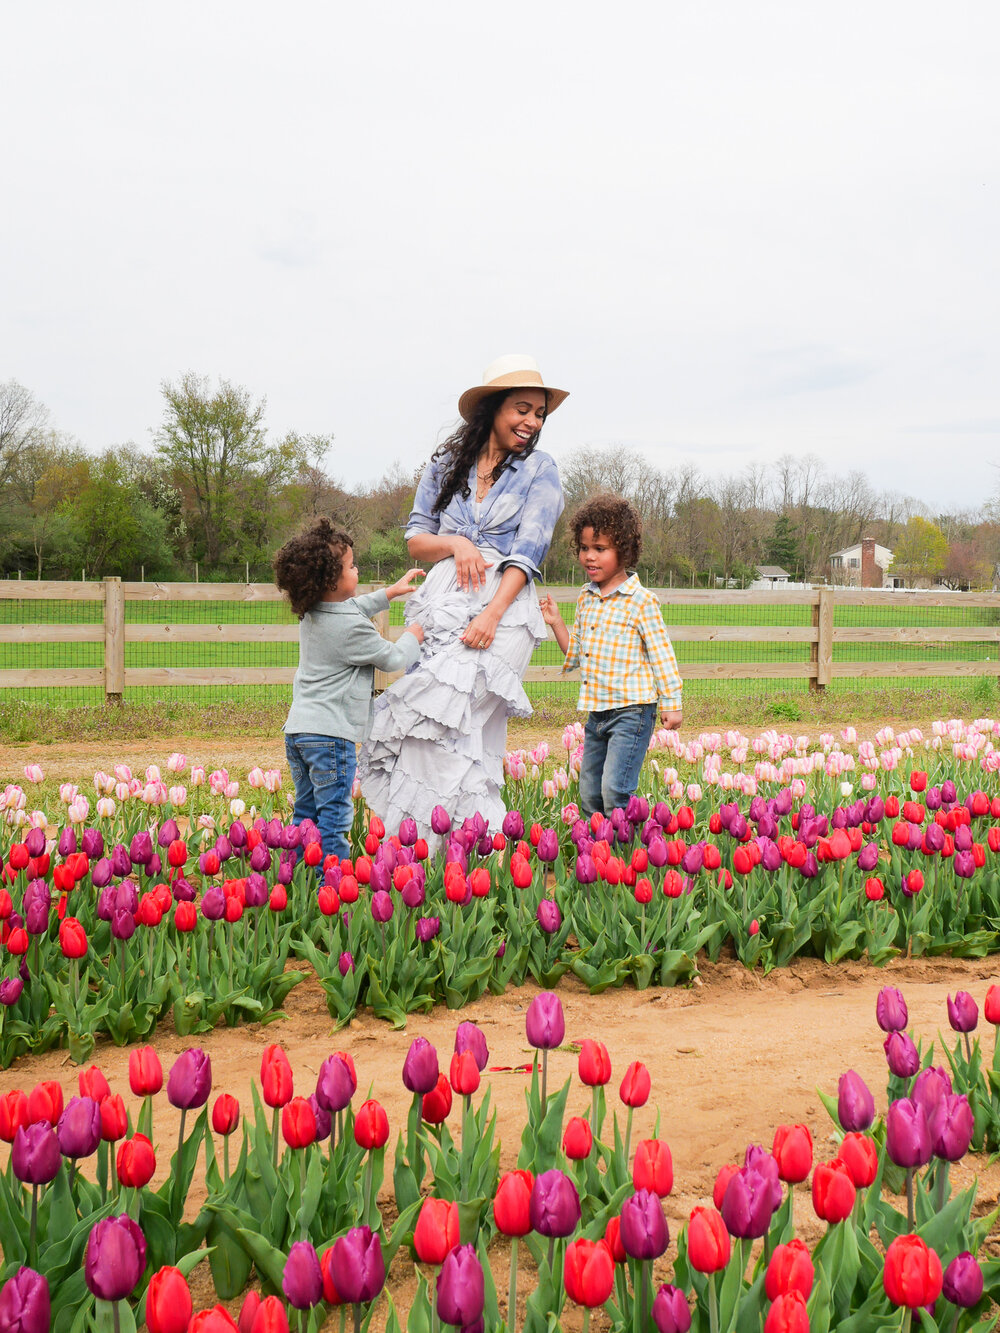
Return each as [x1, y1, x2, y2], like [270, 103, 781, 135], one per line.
[2, 717, 1000, 1326]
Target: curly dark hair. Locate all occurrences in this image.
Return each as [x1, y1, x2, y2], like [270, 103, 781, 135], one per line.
[571, 494, 642, 569]
[430, 388, 548, 514]
[273, 518, 353, 619]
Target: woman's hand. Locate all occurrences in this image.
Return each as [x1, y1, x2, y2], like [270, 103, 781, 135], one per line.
[386, 568, 425, 600]
[462, 608, 501, 651]
[451, 536, 493, 593]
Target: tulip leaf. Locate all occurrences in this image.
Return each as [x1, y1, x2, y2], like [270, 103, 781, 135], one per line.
[236, 1222, 289, 1291]
[207, 1209, 253, 1299]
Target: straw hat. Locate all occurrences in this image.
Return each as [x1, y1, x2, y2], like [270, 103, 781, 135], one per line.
[457, 354, 569, 423]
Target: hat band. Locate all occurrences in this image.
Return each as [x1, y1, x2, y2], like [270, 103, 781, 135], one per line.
[484, 370, 546, 390]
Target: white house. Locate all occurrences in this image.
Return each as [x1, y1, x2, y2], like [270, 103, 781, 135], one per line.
[755, 565, 791, 587]
[828, 540, 903, 588]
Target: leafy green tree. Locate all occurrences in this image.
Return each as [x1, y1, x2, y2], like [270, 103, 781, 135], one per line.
[765, 515, 805, 579]
[888, 516, 949, 586]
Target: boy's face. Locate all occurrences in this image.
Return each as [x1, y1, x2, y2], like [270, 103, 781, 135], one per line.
[578, 527, 627, 591]
[336, 545, 359, 598]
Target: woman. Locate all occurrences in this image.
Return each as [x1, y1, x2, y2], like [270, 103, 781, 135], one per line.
[358, 354, 567, 836]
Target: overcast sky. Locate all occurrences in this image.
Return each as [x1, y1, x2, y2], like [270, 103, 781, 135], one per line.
[3, 1, 998, 513]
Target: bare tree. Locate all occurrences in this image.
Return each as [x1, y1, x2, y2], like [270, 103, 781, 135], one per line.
[0, 381, 50, 491]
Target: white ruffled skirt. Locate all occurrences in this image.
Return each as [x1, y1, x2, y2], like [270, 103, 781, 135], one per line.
[358, 549, 545, 838]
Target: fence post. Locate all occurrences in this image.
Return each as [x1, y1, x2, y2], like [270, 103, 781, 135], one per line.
[809, 588, 834, 691]
[104, 576, 125, 704]
[371, 583, 392, 692]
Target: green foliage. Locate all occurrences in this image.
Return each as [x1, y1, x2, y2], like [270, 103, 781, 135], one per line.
[889, 515, 949, 585]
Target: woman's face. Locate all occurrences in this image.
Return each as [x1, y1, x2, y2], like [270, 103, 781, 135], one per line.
[489, 388, 547, 456]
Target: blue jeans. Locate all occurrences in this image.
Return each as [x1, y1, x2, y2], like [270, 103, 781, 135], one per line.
[579, 704, 657, 819]
[284, 733, 356, 861]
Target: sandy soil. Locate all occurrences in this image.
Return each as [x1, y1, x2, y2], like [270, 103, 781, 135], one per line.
[3, 956, 998, 1327]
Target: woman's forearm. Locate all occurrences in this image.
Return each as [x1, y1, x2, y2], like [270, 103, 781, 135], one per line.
[407, 533, 457, 563]
[483, 567, 528, 621]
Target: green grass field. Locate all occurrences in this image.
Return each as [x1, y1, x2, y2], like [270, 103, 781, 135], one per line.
[1, 593, 998, 716]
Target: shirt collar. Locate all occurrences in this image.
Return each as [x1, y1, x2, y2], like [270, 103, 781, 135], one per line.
[584, 571, 641, 599]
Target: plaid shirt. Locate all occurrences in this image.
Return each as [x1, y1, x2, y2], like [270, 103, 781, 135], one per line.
[561, 573, 683, 712]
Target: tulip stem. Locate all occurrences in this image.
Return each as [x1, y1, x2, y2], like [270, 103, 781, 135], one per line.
[113, 1301, 121, 1333]
[905, 1167, 914, 1230]
[29, 1181, 38, 1267]
[271, 1106, 280, 1172]
[508, 1235, 518, 1333]
[71, 957, 80, 1011]
[582, 1313, 591, 1333]
[541, 1049, 548, 1121]
[963, 1031, 972, 1064]
[936, 1160, 949, 1212]
[363, 1154, 374, 1226]
[900, 1310, 911, 1333]
[640, 1260, 649, 1331]
[624, 1106, 634, 1167]
[353, 1303, 362, 1333]
[708, 1272, 720, 1333]
[223, 1135, 230, 1183]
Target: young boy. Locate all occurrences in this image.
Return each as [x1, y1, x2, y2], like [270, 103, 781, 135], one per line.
[274, 517, 425, 859]
[541, 495, 682, 819]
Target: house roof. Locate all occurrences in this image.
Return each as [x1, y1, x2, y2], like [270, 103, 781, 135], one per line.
[829, 543, 893, 561]
[756, 566, 790, 578]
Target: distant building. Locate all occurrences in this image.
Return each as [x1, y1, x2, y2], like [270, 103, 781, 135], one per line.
[828, 538, 902, 588]
[755, 565, 791, 587]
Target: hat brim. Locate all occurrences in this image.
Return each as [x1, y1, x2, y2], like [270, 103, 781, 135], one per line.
[458, 381, 569, 424]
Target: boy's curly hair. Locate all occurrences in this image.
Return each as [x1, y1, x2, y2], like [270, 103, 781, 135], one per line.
[570, 494, 642, 568]
[273, 518, 353, 619]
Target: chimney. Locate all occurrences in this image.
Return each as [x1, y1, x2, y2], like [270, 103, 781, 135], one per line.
[861, 537, 881, 589]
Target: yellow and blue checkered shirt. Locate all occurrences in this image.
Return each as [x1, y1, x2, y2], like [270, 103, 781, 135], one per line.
[561, 573, 683, 712]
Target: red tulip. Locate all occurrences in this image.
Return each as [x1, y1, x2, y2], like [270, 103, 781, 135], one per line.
[493, 1169, 533, 1236]
[145, 1266, 193, 1333]
[686, 1206, 730, 1273]
[59, 917, 88, 959]
[174, 901, 197, 931]
[449, 1051, 480, 1097]
[765, 1239, 814, 1300]
[578, 1039, 612, 1086]
[632, 1139, 673, 1196]
[27, 1081, 63, 1126]
[260, 1045, 294, 1108]
[100, 1094, 127, 1142]
[0, 1089, 29, 1142]
[883, 1234, 943, 1308]
[985, 984, 1000, 1025]
[764, 1290, 809, 1333]
[619, 1061, 651, 1107]
[422, 1073, 452, 1125]
[772, 1123, 812, 1184]
[353, 1099, 389, 1150]
[78, 1066, 110, 1102]
[117, 1133, 156, 1187]
[562, 1116, 593, 1161]
[413, 1197, 460, 1265]
[129, 1046, 163, 1096]
[604, 1215, 625, 1263]
[188, 1308, 239, 1333]
[281, 1097, 317, 1149]
[838, 1132, 878, 1188]
[713, 1162, 738, 1210]
[811, 1158, 856, 1224]
[564, 1238, 615, 1308]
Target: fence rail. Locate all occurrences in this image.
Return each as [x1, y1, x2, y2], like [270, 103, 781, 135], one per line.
[1, 579, 1000, 703]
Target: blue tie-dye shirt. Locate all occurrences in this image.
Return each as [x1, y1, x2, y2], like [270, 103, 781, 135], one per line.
[405, 449, 565, 582]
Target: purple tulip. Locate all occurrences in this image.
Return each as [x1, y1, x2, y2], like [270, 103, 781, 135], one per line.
[536, 899, 561, 934]
[529, 1169, 581, 1237]
[864, 795, 885, 823]
[0, 1267, 50, 1333]
[536, 829, 559, 863]
[115, 881, 138, 914]
[720, 1161, 780, 1239]
[923, 822, 945, 853]
[856, 841, 879, 872]
[729, 815, 749, 841]
[157, 819, 179, 849]
[1, 977, 24, 1007]
[653, 801, 672, 827]
[308, 1094, 332, 1141]
[370, 890, 394, 924]
[911, 1066, 952, 1120]
[200, 887, 225, 921]
[316, 1053, 356, 1113]
[282, 1240, 323, 1309]
[84, 1214, 146, 1300]
[24, 828, 45, 858]
[281, 824, 301, 851]
[653, 1283, 692, 1333]
[760, 839, 782, 873]
[501, 810, 524, 841]
[56, 1096, 102, 1159]
[338, 951, 354, 976]
[574, 854, 598, 884]
[249, 843, 271, 873]
[213, 834, 232, 864]
[329, 1226, 385, 1304]
[396, 817, 417, 847]
[620, 1188, 669, 1259]
[11, 1124, 60, 1185]
[276, 859, 293, 886]
[954, 849, 976, 879]
[129, 832, 153, 867]
[166, 1048, 212, 1110]
[525, 992, 564, 1050]
[416, 916, 440, 943]
[244, 873, 268, 907]
[955, 823, 973, 851]
[91, 857, 113, 888]
[24, 898, 48, 937]
[111, 908, 135, 941]
[454, 1022, 489, 1072]
[431, 806, 452, 836]
[110, 844, 131, 878]
[924, 787, 941, 811]
[940, 779, 957, 804]
[229, 820, 247, 849]
[647, 838, 668, 867]
[929, 1092, 974, 1161]
[947, 992, 978, 1033]
[942, 1252, 984, 1308]
[264, 819, 283, 848]
[876, 986, 909, 1033]
[681, 845, 704, 875]
[885, 1097, 932, 1169]
[56, 828, 76, 858]
[436, 1244, 485, 1328]
[837, 1070, 874, 1131]
[172, 876, 196, 903]
[884, 1031, 920, 1079]
[402, 1037, 439, 1095]
[401, 876, 426, 910]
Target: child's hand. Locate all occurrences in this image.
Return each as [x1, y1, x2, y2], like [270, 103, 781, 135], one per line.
[407, 622, 425, 644]
[387, 568, 425, 600]
[659, 708, 683, 731]
[539, 594, 563, 627]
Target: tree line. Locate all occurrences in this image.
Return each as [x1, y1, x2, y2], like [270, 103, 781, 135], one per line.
[1, 375, 998, 589]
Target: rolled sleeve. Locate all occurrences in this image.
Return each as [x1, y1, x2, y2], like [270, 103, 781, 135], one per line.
[404, 459, 443, 540]
[497, 454, 565, 582]
[637, 598, 683, 709]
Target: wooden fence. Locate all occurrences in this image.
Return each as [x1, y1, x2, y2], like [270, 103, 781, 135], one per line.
[1, 579, 1000, 701]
